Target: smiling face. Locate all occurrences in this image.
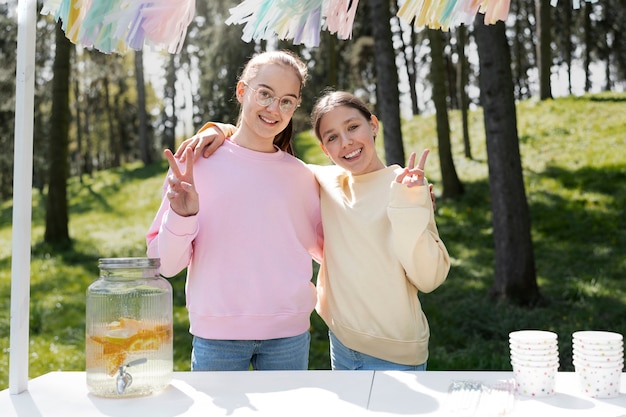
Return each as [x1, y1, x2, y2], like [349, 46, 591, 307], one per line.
[233, 63, 301, 153]
[317, 105, 385, 175]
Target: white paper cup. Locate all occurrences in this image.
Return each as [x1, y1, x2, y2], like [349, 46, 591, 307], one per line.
[510, 331, 558, 356]
[575, 363, 623, 398]
[510, 351, 559, 363]
[573, 356, 624, 369]
[511, 358, 560, 369]
[573, 341, 623, 354]
[512, 363, 557, 397]
[573, 331, 623, 346]
[510, 330, 558, 344]
[510, 342, 558, 352]
[573, 348, 623, 362]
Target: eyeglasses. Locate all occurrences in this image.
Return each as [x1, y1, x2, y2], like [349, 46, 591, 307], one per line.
[243, 82, 300, 114]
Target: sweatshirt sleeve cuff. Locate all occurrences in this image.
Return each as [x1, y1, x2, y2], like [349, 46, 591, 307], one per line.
[162, 209, 199, 236]
[389, 180, 430, 208]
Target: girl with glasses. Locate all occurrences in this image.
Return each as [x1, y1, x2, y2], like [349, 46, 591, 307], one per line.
[178, 89, 450, 372]
[146, 50, 323, 371]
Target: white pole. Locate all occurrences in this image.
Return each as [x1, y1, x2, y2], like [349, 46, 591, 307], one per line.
[10, 0, 37, 395]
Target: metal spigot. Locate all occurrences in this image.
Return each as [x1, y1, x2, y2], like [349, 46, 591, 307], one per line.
[116, 358, 147, 395]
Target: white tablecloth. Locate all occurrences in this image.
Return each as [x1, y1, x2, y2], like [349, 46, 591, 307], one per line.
[0, 371, 374, 417]
[1, 371, 625, 416]
[368, 371, 626, 416]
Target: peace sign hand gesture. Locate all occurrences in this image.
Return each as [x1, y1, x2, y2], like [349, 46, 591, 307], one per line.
[164, 148, 199, 217]
[395, 149, 429, 187]
[395, 149, 437, 210]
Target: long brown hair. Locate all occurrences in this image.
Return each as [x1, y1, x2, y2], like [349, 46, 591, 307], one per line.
[311, 91, 373, 143]
[237, 50, 308, 155]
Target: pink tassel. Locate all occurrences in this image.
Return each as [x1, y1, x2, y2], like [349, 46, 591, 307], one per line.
[141, 0, 195, 53]
[325, 0, 359, 40]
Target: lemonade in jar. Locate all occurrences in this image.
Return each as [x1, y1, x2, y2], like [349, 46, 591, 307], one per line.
[86, 258, 173, 397]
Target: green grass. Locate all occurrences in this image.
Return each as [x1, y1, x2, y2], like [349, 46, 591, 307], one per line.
[1, 93, 625, 389]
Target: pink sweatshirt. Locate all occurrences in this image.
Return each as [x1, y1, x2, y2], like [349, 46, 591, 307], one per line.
[146, 140, 323, 340]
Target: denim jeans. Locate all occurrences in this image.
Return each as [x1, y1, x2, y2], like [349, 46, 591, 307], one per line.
[329, 330, 427, 371]
[191, 331, 311, 371]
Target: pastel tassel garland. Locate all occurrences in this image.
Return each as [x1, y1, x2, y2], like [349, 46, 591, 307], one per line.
[41, 0, 195, 54]
[397, 0, 510, 30]
[226, 0, 360, 47]
[41, 0, 600, 52]
[226, 0, 327, 47]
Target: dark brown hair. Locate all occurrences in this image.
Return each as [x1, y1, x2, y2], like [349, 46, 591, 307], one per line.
[310, 91, 373, 143]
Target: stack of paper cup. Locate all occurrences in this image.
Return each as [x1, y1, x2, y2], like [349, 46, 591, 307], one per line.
[509, 330, 559, 397]
[573, 331, 624, 398]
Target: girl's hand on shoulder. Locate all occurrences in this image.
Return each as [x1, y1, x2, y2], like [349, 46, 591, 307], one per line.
[174, 124, 226, 162]
[174, 135, 200, 162]
[395, 149, 429, 187]
[165, 148, 199, 217]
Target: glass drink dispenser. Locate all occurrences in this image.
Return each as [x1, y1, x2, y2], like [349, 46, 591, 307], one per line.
[86, 258, 173, 397]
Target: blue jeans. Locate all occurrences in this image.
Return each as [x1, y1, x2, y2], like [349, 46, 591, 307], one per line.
[191, 331, 311, 371]
[329, 330, 427, 371]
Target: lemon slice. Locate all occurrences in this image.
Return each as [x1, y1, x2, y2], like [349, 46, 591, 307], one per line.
[119, 317, 143, 331]
[129, 334, 160, 352]
[105, 328, 133, 344]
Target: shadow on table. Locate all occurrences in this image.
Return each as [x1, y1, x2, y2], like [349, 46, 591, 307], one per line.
[5, 384, 194, 417]
[177, 371, 372, 415]
[9, 392, 44, 417]
[517, 392, 594, 409]
[413, 372, 600, 413]
[367, 372, 440, 414]
[88, 385, 194, 417]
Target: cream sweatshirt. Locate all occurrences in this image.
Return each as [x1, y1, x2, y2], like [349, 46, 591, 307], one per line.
[311, 164, 450, 365]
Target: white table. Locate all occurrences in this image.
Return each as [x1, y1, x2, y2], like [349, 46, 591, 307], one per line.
[0, 371, 374, 417]
[368, 371, 626, 416]
[1, 371, 625, 416]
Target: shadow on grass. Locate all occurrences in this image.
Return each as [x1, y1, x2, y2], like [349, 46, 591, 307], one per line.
[68, 161, 168, 215]
[587, 95, 626, 103]
[530, 164, 626, 282]
[543, 163, 626, 197]
[424, 162, 626, 371]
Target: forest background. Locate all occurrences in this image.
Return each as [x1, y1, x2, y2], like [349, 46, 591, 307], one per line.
[0, 0, 625, 390]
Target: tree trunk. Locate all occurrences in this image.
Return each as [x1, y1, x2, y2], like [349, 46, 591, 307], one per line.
[116, 78, 134, 160]
[603, 5, 612, 92]
[428, 29, 463, 199]
[44, 21, 71, 247]
[395, 15, 420, 116]
[444, 34, 458, 110]
[535, 0, 553, 100]
[563, 5, 573, 95]
[73, 76, 83, 183]
[512, 0, 529, 99]
[456, 26, 472, 159]
[584, 2, 592, 92]
[474, 16, 542, 307]
[135, 50, 151, 165]
[163, 53, 177, 152]
[327, 32, 338, 87]
[367, 0, 404, 165]
[84, 91, 93, 176]
[103, 76, 120, 167]
[407, 24, 420, 115]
